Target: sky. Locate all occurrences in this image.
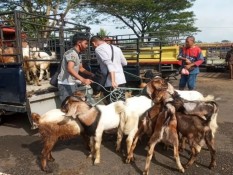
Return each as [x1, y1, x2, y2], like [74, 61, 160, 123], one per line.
[88, 0, 233, 43]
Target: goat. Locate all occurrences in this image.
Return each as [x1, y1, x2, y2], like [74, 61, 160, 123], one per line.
[23, 45, 41, 86]
[114, 96, 153, 157]
[169, 91, 219, 137]
[32, 51, 52, 81]
[0, 47, 17, 63]
[61, 96, 125, 165]
[125, 100, 163, 164]
[31, 109, 85, 172]
[23, 46, 53, 85]
[143, 102, 184, 175]
[142, 82, 218, 174]
[143, 76, 214, 102]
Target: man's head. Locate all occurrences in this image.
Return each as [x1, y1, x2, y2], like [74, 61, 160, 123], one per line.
[72, 33, 89, 52]
[185, 36, 195, 48]
[90, 36, 105, 48]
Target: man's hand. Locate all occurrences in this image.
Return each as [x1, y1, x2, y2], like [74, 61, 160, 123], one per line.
[185, 59, 191, 64]
[185, 64, 193, 70]
[111, 81, 118, 89]
[178, 56, 186, 61]
[82, 78, 93, 85]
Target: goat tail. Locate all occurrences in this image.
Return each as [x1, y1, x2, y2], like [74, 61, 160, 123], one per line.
[209, 102, 219, 138]
[31, 112, 41, 125]
[114, 101, 125, 114]
[203, 95, 215, 102]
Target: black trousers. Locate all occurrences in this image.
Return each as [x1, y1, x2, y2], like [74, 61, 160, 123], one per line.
[103, 84, 125, 104]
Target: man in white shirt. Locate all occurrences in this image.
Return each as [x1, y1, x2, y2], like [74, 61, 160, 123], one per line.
[91, 36, 127, 103]
[58, 33, 94, 102]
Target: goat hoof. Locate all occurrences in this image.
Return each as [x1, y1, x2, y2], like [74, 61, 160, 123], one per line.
[42, 166, 52, 173]
[87, 153, 93, 158]
[94, 159, 100, 165]
[182, 163, 189, 169]
[125, 156, 135, 164]
[179, 167, 185, 173]
[142, 171, 149, 175]
[48, 157, 55, 162]
[208, 162, 216, 169]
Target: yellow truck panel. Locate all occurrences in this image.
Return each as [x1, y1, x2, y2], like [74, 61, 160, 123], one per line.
[124, 45, 180, 64]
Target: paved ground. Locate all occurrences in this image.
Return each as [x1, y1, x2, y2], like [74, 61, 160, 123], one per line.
[0, 72, 233, 175]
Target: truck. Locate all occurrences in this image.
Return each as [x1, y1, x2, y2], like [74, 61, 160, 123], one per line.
[0, 11, 90, 127]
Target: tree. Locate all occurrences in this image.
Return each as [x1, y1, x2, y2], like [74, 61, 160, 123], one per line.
[98, 28, 109, 37]
[76, 0, 199, 40]
[221, 40, 230, 43]
[0, 0, 83, 37]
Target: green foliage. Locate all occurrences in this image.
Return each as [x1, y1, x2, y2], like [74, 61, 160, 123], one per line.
[76, 0, 198, 39]
[0, 0, 82, 37]
[98, 28, 109, 37]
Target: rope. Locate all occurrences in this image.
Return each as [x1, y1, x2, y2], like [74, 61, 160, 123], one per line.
[88, 81, 144, 106]
[123, 70, 151, 80]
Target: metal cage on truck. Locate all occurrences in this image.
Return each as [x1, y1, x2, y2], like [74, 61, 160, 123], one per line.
[0, 11, 90, 127]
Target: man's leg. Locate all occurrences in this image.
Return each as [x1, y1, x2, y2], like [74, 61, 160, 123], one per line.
[179, 75, 188, 90]
[230, 64, 233, 79]
[103, 87, 111, 105]
[187, 74, 198, 90]
[58, 84, 74, 102]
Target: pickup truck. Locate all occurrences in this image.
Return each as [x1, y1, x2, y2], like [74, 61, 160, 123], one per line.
[0, 11, 90, 127]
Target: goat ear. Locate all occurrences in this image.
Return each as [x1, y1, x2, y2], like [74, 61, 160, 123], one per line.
[61, 96, 70, 113]
[146, 81, 154, 98]
[65, 103, 78, 119]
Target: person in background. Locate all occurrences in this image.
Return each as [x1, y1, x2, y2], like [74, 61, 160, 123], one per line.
[177, 36, 204, 90]
[90, 36, 127, 104]
[57, 33, 94, 102]
[225, 45, 233, 80]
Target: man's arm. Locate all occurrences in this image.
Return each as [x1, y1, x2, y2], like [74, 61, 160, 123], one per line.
[120, 49, 127, 66]
[185, 49, 204, 70]
[67, 61, 92, 85]
[79, 63, 95, 77]
[96, 49, 117, 87]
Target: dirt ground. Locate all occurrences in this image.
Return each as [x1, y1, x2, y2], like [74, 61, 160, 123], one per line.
[0, 71, 233, 175]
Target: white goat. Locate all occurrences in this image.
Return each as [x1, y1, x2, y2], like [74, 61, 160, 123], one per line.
[32, 51, 51, 81]
[61, 96, 125, 165]
[115, 96, 153, 156]
[167, 82, 214, 101]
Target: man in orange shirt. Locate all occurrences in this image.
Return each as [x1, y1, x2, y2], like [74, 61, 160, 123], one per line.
[178, 36, 204, 90]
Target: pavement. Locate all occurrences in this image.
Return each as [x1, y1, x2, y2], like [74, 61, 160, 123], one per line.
[0, 72, 233, 175]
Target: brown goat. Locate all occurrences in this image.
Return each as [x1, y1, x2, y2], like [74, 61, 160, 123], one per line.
[31, 110, 85, 172]
[0, 47, 17, 63]
[125, 95, 164, 163]
[142, 79, 217, 174]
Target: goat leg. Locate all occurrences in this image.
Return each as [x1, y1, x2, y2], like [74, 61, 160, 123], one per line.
[143, 124, 164, 175]
[172, 132, 185, 173]
[41, 138, 57, 172]
[126, 125, 144, 163]
[183, 146, 198, 169]
[88, 136, 95, 158]
[94, 133, 102, 165]
[205, 131, 216, 169]
[47, 153, 55, 162]
[46, 69, 50, 80]
[116, 129, 123, 152]
[39, 69, 44, 81]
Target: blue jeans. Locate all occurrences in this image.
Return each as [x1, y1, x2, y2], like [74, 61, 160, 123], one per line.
[58, 84, 96, 105]
[58, 84, 79, 102]
[179, 74, 198, 90]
